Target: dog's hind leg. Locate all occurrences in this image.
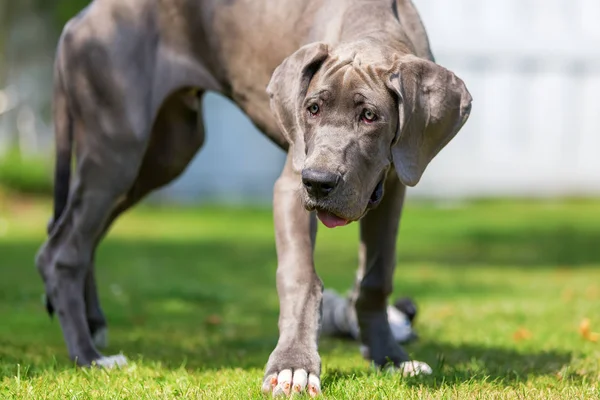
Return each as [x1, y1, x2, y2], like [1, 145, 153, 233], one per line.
[36, 19, 158, 366]
[36, 116, 149, 366]
[82, 89, 207, 349]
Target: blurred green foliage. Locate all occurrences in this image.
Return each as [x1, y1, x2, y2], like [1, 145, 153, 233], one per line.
[29, 0, 90, 27]
[0, 1, 87, 195]
[0, 148, 52, 196]
[54, 0, 90, 27]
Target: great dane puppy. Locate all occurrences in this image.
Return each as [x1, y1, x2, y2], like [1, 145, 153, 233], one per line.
[36, 0, 471, 396]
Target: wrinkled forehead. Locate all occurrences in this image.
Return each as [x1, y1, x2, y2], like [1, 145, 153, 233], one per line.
[308, 56, 393, 104]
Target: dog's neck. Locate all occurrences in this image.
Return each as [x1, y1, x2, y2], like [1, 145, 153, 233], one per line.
[333, 0, 417, 56]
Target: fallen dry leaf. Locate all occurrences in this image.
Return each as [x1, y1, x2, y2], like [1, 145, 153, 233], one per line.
[205, 314, 222, 325]
[585, 285, 599, 300]
[553, 267, 572, 282]
[561, 288, 574, 302]
[579, 318, 599, 342]
[513, 327, 532, 342]
[579, 318, 590, 335]
[432, 305, 455, 319]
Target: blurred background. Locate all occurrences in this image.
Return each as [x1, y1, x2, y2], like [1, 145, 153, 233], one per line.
[1, 0, 599, 204]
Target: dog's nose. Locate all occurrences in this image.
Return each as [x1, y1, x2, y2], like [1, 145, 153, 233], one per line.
[301, 168, 341, 198]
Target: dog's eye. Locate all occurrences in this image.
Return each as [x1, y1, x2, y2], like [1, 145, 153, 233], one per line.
[308, 104, 320, 116]
[361, 109, 377, 123]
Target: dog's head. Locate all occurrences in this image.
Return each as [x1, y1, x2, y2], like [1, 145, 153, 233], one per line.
[267, 39, 472, 227]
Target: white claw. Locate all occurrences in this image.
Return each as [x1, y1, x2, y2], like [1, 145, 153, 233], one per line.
[273, 369, 293, 396]
[397, 360, 433, 377]
[262, 373, 278, 394]
[291, 369, 308, 393]
[93, 354, 127, 369]
[307, 374, 321, 397]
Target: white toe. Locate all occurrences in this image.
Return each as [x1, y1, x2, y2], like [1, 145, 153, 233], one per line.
[397, 360, 432, 377]
[262, 373, 278, 394]
[94, 354, 127, 369]
[307, 374, 321, 397]
[291, 369, 308, 393]
[273, 369, 293, 397]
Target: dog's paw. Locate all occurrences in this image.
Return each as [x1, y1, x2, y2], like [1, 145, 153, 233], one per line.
[262, 369, 321, 397]
[92, 354, 127, 369]
[360, 345, 431, 377]
[262, 347, 321, 397]
[391, 360, 433, 377]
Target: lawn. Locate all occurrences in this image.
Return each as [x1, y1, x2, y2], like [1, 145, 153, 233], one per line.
[0, 194, 599, 399]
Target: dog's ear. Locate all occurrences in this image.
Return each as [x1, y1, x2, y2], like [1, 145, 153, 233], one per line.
[267, 42, 329, 172]
[386, 55, 472, 186]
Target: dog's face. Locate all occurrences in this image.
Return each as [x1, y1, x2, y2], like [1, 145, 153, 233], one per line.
[267, 40, 472, 227]
[298, 47, 398, 225]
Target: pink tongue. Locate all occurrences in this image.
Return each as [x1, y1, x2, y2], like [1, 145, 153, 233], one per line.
[317, 211, 349, 228]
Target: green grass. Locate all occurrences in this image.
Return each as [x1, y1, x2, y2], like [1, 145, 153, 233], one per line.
[0, 195, 599, 399]
[0, 149, 53, 196]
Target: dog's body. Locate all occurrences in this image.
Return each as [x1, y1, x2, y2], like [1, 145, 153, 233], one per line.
[36, 0, 471, 396]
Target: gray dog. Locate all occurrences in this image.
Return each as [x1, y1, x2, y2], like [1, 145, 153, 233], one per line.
[36, 0, 471, 396]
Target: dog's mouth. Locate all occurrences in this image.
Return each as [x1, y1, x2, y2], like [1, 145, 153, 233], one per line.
[316, 210, 350, 228]
[305, 201, 352, 229]
[308, 176, 386, 229]
[367, 177, 385, 209]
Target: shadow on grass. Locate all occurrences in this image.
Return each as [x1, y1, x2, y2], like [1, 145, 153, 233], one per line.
[399, 226, 600, 267]
[0, 333, 574, 388]
[107, 335, 574, 387]
[323, 341, 574, 388]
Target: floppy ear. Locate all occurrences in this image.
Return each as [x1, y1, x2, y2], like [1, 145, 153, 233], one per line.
[267, 42, 329, 172]
[387, 55, 472, 186]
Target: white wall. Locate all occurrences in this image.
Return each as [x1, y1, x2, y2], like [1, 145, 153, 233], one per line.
[409, 0, 600, 197]
[156, 93, 286, 204]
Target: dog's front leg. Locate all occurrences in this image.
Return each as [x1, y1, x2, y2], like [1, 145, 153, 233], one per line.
[262, 155, 322, 397]
[352, 171, 432, 376]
